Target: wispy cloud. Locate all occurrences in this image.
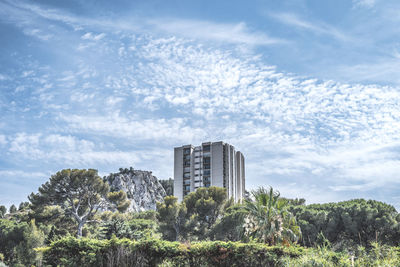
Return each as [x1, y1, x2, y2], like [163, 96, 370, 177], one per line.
[0, 170, 47, 179]
[149, 19, 285, 46]
[81, 32, 106, 41]
[269, 12, 350, 41]
[353, 0, 377, 8]
[0, 135, 6, 145]
[59, 114, 208, 144]
[1, 0, 400, 208]
[334, 59, 400, 85]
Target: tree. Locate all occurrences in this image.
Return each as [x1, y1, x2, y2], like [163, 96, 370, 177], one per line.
[244, 187, 301, 245]
[16, 219, 45, 266]
[183, 186, 227, 239]
[18, 202, 29, 211]
[0, 219, 26, 264]
[107, 191, 130, 212]
[159, 178, 174, 196]
[29, 169, 129, 237]
[9, 205, 17, 214]
[0, 206, 6, 218]
[157, 196, 187, 241]
[290, 199, 400, 248]
[210, 204, 247, 241]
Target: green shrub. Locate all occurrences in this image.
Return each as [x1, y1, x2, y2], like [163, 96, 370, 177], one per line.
[43, 237, 304, 266]
[42, 236, 400, 266]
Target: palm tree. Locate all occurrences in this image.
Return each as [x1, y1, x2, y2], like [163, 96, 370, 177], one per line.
[244, 187, 301, 245]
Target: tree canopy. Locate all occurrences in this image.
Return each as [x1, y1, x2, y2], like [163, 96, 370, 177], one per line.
[29, 169, 129, 237]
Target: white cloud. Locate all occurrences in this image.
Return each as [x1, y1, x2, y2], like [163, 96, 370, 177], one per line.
[353, 0, 377, 8]
[1, 0, 400, 207]
[0, 135, 7, 145]
[6, 133, 141, 166]
[0, 170, 47, 179]
[15, 86, 25, 92]
[44, 134, 95, 152]
[269, 13, 350, 41]
[81, 32, 106, 41]
[335, 59, 400, 85]
[23, 28, 53, 40]
[149, 19, 285, 46]
[105, 96, 124, 106]
[59, 114, 208, 144]
[9, 133, 42, 156]
[22, 70, 34, 77]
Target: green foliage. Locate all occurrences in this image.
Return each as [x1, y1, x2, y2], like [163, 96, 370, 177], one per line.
[183, 186, 227, 240]
[98, 218, 159, 240]
[107, 190, 131, 213]
[16, 219, 45, 266]
[0, 206, 6, 218]
[9, 205, 17, 214]
[282, 198, 306, 206]
[354, 242, 400, 266]
[29, 205, 76, 238]
[244, 187, 301, 245]
[0, 219, 44, 266]
[157, 196, 187, 241]
[132, 210, 158, 221]
[4, 176, 400, 266]
[157, 187, 228, 241]
[42, 236, 303, 266]
[315, 232, 331, 249]
[281, 246, 352, 267]
[29, 169, 110, 237]
[159, 178, 174, 196]
[281, 244, 400, 267]
[290, 199, 400, 248]
[0, 219, 26, 264]
[210, 204, 247, 241]
[18, 202, 29, 211]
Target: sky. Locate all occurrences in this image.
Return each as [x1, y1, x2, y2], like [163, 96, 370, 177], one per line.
[1, 0, 400, 209]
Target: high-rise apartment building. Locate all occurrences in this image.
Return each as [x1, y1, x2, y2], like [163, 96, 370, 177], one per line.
[174, 141, 245, 202]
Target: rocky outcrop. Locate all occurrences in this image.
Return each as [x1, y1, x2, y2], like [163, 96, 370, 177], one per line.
[105, 168, 166, 212]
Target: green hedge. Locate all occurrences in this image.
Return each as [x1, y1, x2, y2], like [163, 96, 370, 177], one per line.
[41, 236, 303, 267]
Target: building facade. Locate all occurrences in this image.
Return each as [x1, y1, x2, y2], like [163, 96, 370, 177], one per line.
[174, 141, 245, 202]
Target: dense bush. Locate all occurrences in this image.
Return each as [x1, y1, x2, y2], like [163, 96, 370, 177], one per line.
[42, 236, 303, 267]
[98, 218, 160, 240]
[42, 236, 400, 266]
[289, 199, 400, 248]
[0, 219, 44, 266]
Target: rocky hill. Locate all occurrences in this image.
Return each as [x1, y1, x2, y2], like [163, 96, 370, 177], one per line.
[104, 168, 166, 212]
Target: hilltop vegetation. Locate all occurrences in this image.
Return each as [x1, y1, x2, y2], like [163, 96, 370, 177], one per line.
[1, 168, 400, 266]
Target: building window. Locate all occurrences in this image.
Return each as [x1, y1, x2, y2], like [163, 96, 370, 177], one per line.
[203, 145, 210, 152]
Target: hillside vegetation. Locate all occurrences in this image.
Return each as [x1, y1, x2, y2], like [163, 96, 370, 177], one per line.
[1, 168, 400, 266]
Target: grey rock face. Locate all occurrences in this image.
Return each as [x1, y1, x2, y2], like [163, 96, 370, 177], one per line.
[105, 168, 166, 212]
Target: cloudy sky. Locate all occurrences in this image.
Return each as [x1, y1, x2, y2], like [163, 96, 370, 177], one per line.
[1, 0, 400, 209]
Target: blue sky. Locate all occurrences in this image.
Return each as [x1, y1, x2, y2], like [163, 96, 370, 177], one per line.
[1, 0, 400, 209]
